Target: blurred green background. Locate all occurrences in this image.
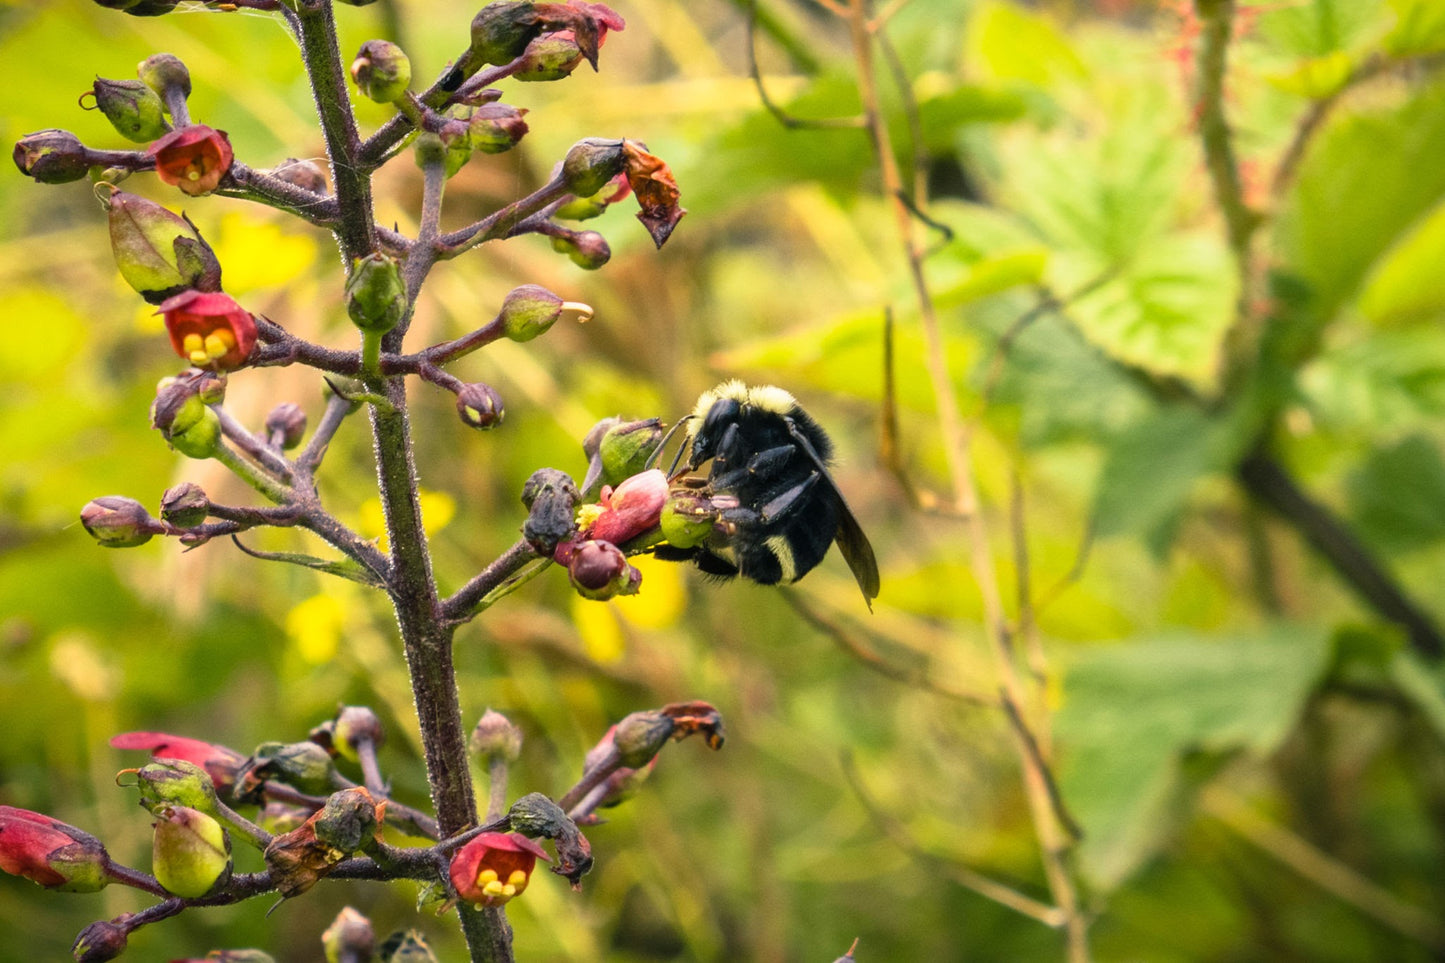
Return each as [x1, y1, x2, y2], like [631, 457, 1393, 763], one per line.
[3, 0, 1445, 960]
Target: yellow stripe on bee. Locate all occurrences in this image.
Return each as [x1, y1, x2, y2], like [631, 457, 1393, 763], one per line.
[764, 535, 797, 581]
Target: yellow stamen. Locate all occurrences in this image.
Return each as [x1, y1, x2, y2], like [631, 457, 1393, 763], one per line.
[501, 883, 516, 897]
[482, 880, 505, 897]
[204, 334, 230, 359]
[477, 869, 498, 885]
[189, 349, 210, 365]
[507, 870, 527, 886]
[182, 333, 204, 355]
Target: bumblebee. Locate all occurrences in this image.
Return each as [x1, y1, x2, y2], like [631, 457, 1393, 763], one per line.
[653, 381, 880, 608]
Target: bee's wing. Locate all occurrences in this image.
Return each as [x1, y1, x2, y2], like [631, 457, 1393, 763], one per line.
[785, 419, 881, 609]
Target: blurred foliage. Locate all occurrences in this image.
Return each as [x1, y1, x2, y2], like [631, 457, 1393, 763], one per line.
[3, 0, 1445, 961]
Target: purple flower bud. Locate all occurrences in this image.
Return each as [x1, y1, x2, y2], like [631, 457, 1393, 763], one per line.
[560, 539, 640, 600]
[72, 919, 129, 963]
[267, 158, 328, 193]
[265, 403, 307, 450]
[13, 129, 91, 184]
[457, 382, 505, 430]
[471, 709, 523, 763]
[159, 483, 209, 528]
[80, 497, 161, 548]
[551, 230, 611, 270]
[321, 907, 374, 962]
[332, 706, 384, 763]
[467, 103, 529, 154]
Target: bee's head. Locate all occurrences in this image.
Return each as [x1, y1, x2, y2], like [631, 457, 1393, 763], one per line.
[687, 395, 741, 468]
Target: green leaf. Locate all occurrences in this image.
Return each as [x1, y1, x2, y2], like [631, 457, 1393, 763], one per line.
[1389, 649, 1445, 741]
[1357, 195, 1445, 325]
[1255, 0, 1387, 57]
[1385, 0, 1445, 55]
[1058, 624, 1334, 891]
[1275, 78, 1445, 326]
[967, 0, 1086, 88]
[230, 538, 386, 588]
[1346, 435, 1445, 553]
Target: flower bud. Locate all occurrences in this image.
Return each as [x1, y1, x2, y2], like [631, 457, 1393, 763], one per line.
[560, 539, 640, 600]
[661, 488, 718, 550]
[345, 253, 407, 334]
[242, 741, 337, 796]
[470, 1, 545, 67]
[514, 31, 587, 82]
[151, 805, 229, 898]
[562, 138, 626, 197]
[72, 919, 129, 963]
[505, 793, 592, 886]
[466, 103, 529, 154]
[150, 384, 220, 459]
[265, 402, 308, 449]
[138, 53, 190, 101]
[551, 230, 610, 270]
[521, 468, 580, 556]
[106, 190, 222, 305]
[611, 710, 676, 769]
[158, 483, 209, 528]
[128, 759, 219, 814]
[379, 931, 440, 963]
[148, 125, 233, 197]
[448, 831, 549, 908]
[413, 126, 472, 178]
[351, 40, 411, 104]
[89, 78, 169, 142]
[322, 907, 373, 963]
[470, 709, 522, 763]
[312, 787, 381, 855]
[594, 418, 663, 490]
[456, 382, 504, 430]
[498, 284, 564, 342]
[111, 730, 247, 798]
[81, 496, 161, 548]
[331, 706, 384, 763]
[553, 174, 625, 220]
[268, 157, 328, 193]
[0, 807, 114, 892]
[158, 290, 256, 370]
[13, 129, 91, 184]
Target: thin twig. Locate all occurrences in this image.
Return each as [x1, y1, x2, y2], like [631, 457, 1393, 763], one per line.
[745, 0, 866, 130]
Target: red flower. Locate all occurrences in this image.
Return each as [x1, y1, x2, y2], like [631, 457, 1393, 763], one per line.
[147, 125, 233, 196]
[110, 731, 247, 796]
[0, 806, 112, 891]
[590, 468, 667, 544]
[156, 290, 257, 371]
[448, 831, 550, 907]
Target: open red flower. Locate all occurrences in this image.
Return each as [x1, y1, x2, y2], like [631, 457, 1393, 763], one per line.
[449, 831, 550, 908]
[0, 806, 113, 891]
[590, 468, 667, 544]
[156, 290, 257, 371]
[111, 730, 247, 796]
[147, 124, 233, 196]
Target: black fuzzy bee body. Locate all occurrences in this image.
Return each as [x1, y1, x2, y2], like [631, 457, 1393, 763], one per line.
[657, 382, 880, 607]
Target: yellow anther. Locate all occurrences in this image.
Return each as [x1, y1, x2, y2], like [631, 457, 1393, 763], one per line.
[506, 870, 527, 887]
[203, 333, 232, 359]
[482, 880, 505, 897]
[476, 869, 498, 885]
[182, 333, 204, 355]
[501, 883, 516, 897]
[189, 349, 210, 365]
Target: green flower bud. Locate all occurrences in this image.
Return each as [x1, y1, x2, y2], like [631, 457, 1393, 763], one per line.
[611, 710, 677, 769]
[550, 230, 610, 270]
[466, 103, 528, 154]
[332, 706, 384, 763]
[151, 805, 229, 898]
[105, 190, 222, 305]
[500, 284, 580, 342]
[247, 741, 336, 795]
[470, 709, 523, 763]
[660, 489, 718, 550]
[151, 388, 221, 460]
[322, 907, 374, 963]
[553, 191, 610, 221]
[312, 787, 381, 855]
[80, 497, 160, 548]
[72, 919, 128, 963]
[456, 382, 505, 430]
[160, 482, 209, 527]
[345, 253, 407, 334]
[413, 127, 471, 178]
[351, 40, 411, 104]
[561, 138, 626, 197]
[137, 53, 190, 102]
[130, 759, 219, 814]
[89, 78, 169, 142]
[597, 419, 664, 490]
[470, 1, 544, 67]
[514, 32, 586, 82]
[13, 129, 91, 184]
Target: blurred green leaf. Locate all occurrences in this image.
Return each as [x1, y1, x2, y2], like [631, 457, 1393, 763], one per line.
[1059, 624, 1333, 891]
[1357, 195, 1445, 325]
[1346, 435, 1445, 553]
[1389, 648, 1445, 741]
[1255, 0, 1387, 57]
[967, 1, 1086, 88]
[1385, 0, 1445, 55]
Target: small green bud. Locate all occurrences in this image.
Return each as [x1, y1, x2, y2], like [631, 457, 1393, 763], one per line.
[514, 33, 586, 82]
[150, 387, 221, 460]
[561, 138, 626, 197]
[499, 284, 565, 342]
[105, 189, 222, 305]
[660, 489, 718, 550]
[130, 759, 220, 814]
[470, 1, 544, 67]
[456, 382, 505, 430]
[611, 710, 676, 769]
[80, 497, 160, 548]
[137, 53, 190, 102]
[466, 103, 528, 154]
[89, 78, 169, 142]
[13, 129, 91, 184]
[345, 253, 407, 334]
[332, 705, 384, 763]
[550, 230, 610, 270]
[597, 419, 664, 490]
[312, 787, 381, 855]
[159, 482, 209, 528]
[413, 128, 471, 178]
[322, 907, 374, 963]
[553, 191, 611, 221]
[247, 741, 336, 795]
[470, 709, 523, 763]
[351, 40, 411, 104]
[151, 805, 229, 898]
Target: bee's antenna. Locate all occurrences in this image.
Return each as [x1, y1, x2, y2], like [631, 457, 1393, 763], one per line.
[645, 415, 695, 477]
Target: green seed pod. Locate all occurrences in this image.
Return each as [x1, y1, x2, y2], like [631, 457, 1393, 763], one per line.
[351, 40, 411, 104]
[561, 138, 626, 197]
[345, 253, 407, 334]
[106, 190, 222, 305]
[151, 805, 229, 898]
[469, 1, 544, 67]
[89, 78, 169, 142]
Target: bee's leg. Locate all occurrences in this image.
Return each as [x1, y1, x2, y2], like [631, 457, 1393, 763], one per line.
[710, 444, 795, 492]
[758, 471, 820, 523]
[710, 422, 742, 470]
